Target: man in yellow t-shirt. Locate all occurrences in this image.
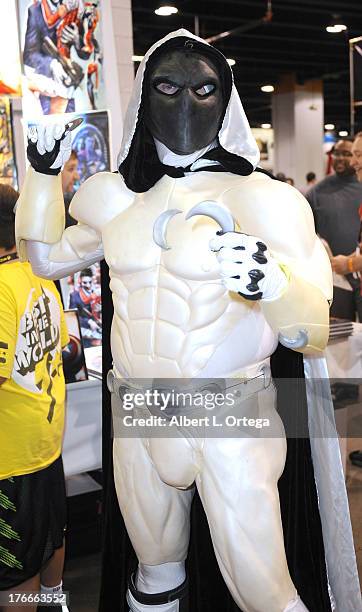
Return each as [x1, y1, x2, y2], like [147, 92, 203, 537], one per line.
[0, 185, 69, 611]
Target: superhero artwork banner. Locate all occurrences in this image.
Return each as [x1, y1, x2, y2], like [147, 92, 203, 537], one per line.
[0, 97, 18, 189]
[18, 0, 106, 118]
[69, 108, 110, 182]
[60, 263, 102, 351]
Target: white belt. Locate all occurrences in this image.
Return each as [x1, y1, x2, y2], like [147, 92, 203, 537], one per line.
[107, 358, 272, 400]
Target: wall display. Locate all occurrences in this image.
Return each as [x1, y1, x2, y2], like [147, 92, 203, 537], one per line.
[60, 263, 102, 349]
[0, 1, 22, 96]
[62, 308, 88, 383]
[18, 0, 105, 117]
[0, 97, 18, 189]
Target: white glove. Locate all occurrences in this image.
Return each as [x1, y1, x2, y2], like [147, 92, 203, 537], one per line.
[27, 123, 72, 173]
[210, 231, 288, 301]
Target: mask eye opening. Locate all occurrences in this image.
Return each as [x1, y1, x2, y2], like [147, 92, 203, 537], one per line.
[153, 79, 181, 96]
[194, 83, 216, 98]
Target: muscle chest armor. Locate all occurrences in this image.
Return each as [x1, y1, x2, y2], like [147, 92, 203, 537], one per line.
[102, 172, 277, 378]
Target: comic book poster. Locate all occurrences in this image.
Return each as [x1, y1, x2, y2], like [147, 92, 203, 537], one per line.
[0, 97, 18, 189]
[0, 1, 22, 96]
[60, 264, 102, 350]
[68, 109, 110, 181]
[18, 0, 106, 118]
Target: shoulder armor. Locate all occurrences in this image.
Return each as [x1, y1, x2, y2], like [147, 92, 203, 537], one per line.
[70, 172, 135, 233]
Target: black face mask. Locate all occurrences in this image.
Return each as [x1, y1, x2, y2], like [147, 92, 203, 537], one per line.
[145, 50, 224, 155]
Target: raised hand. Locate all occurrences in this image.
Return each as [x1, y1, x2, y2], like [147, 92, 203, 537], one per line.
[210, 231, 288, 301]
[27, 123, 72, 176]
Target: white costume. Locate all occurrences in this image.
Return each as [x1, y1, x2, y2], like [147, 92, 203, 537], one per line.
[15, 29, 361, 612]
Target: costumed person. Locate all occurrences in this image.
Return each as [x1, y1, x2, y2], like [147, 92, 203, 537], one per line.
[15, 29, 361, 612]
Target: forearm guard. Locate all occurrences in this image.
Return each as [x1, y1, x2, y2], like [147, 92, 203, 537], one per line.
[15, 167, 65, 260]
[261, 273, 330, 354]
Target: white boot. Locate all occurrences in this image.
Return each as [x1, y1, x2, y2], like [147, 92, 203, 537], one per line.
[283, 595, 309, 611]
[127, 589, 179, 611]
[127, 572, 188, 612]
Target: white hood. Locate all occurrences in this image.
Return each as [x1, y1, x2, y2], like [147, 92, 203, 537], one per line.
[117, 28, 260, 171]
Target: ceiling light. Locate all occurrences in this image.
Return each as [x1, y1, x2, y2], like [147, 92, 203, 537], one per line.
[326, 24, 347, 33]
[261, 123, 272, 129]
[132, 55, 144, 62]
[326, 15, 347, 33]
[261, 85, 274, 93]
[339, 130, 349, 137]
[227, 58, 236, 66]
[324, 123, 335, 130]
[155, 6, 178, 16]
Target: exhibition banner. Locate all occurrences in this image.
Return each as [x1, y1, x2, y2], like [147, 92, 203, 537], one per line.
[18, 0, 106, 117]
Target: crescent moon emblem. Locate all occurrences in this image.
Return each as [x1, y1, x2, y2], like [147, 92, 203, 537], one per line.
[185, 200, 235, 233]
[153, 209, 182, 250]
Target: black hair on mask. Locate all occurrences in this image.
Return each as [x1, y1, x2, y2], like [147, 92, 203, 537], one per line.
[0, 184, 19, 251]
[119, 37, 253, 192]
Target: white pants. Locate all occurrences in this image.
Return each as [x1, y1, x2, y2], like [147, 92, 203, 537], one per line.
[111, 372, 298, 612]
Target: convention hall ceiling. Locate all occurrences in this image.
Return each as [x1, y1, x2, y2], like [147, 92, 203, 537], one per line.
[131, 0, 362, 132]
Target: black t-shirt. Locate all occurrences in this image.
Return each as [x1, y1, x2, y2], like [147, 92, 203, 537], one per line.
[306, 174, 362, 255]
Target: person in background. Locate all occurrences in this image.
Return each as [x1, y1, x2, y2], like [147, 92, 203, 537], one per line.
[275, 171, 286, 182]
[62, 150, 80, 228]
[332, 133, 362, 275]
[0, 185, 69, 612]
[300, 171, 317, 195]
[306, 138, 362, 320]
[332, 132, 362, 468]
[286, 177, 294, 186]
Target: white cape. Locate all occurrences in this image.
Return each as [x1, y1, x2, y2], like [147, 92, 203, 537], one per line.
[304, 355, 362, 611]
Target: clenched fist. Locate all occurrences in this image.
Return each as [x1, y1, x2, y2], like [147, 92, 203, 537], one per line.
[210, 232, 288, 301]
[27, 123, 72, 176]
